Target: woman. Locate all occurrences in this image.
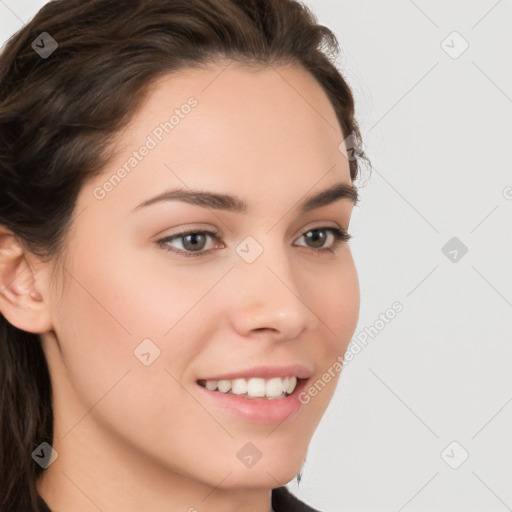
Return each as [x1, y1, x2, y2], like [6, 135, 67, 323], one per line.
[0, 0, 368, 510]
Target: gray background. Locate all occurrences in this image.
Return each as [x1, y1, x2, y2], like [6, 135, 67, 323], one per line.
[1, 1, 511, 511]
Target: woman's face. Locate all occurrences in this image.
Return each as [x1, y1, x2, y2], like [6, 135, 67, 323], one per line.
[40, 62, 359, 493]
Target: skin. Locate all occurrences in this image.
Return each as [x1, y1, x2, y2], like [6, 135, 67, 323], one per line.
[0, 61, 359, 512]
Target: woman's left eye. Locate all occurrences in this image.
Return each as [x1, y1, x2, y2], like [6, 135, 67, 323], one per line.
[157, 227, 351, 257]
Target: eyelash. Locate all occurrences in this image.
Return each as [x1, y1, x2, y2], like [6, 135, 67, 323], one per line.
[156, 227, 352, 258]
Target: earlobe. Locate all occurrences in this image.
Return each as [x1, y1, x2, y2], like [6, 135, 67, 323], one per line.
[0, 227, 53, 334]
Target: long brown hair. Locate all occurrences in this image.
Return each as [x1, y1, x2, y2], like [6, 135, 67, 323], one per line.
[0, 1, 368, 510]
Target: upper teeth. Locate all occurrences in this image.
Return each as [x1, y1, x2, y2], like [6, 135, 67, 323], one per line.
[200, 376, 298, 399]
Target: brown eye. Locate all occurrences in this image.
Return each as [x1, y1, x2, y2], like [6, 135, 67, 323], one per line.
[294, 227, 351, 251]
[157, 226, 351, 258]
[157, 230, 220, 256]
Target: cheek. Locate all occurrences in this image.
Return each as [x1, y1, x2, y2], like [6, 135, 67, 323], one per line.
[284, 250, 359, 421]
[51, 247, 229, 461]
[59, 235, 223, 337]
[52, 243, 231, 403]
[305, 250, 360, 355]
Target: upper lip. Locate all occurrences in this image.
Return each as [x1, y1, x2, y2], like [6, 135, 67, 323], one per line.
[198, 364, 312, 381]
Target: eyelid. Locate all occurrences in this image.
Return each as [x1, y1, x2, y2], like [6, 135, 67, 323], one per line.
[156, 225, 351, 257]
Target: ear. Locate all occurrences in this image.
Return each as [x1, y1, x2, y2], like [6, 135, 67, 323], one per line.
[0, 226, 53, 334]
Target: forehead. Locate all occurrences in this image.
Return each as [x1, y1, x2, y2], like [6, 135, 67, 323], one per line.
[84, 62, 351, 215]
[119, 61, 344, 155]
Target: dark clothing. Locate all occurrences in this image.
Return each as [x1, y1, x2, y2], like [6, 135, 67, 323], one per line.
[37, 486, 320, 511]
[272, 486, 320, 511]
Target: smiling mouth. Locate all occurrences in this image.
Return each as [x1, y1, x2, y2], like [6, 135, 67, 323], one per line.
[197, 376, 302, 400]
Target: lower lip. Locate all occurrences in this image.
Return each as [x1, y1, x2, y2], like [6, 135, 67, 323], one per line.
[195, 378, 309, 424]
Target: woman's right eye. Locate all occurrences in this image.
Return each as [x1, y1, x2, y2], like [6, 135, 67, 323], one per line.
[156, 225, 351, 258]
[157, 230, 222, 257]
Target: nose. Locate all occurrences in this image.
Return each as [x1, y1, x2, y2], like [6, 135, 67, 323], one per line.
[228, 244, 320, 341]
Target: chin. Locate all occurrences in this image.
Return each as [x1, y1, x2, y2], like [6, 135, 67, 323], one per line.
[222, 468, 301, 490]
[218, 447, 307, 489]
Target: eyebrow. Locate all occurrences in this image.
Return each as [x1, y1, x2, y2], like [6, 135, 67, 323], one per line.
[132, 182, 358, 214]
